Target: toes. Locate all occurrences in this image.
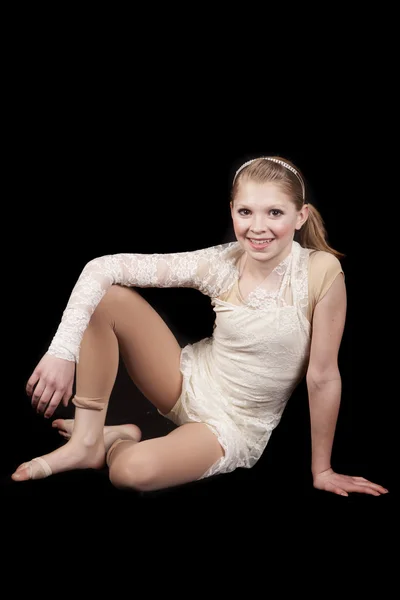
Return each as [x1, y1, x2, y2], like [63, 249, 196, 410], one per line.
[11, 457, 52, 481]
[15, 462, 29, 472]
[11, 461, 32, 481]
[12, 465, 32, 481]
[52, 420, 72, 438]
[53, 419, 74, 435]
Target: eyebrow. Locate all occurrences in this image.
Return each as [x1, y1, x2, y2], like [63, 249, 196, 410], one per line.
[235, 202, 287, 209]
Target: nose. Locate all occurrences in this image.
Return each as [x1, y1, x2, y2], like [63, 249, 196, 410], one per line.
[250, 216, 268, 234]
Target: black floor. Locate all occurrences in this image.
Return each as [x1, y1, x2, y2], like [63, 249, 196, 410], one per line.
[1, 346, 396, 573]
[2, 361, 395, 522]
[3, 232, 396, 543]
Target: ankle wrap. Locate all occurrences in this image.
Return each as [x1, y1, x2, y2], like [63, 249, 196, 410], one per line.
[72, 395, 108, 411]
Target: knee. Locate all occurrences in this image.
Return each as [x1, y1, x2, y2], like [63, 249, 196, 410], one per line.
[103, 284, 134, 306]
[109, 451, 160, 492]
[94, 285, 134, 319]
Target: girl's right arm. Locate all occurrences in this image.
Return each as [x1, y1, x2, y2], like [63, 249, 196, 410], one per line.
[27, 243, 237, 417]
[47, 242, 237, 363]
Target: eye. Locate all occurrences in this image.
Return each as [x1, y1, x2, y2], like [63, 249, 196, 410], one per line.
[237, 209, 283, 216]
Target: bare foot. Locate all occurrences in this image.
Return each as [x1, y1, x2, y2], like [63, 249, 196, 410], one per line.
[52, 419, 142, 451]
[11, 420, 142, 483]
[11, 438, 106, 482]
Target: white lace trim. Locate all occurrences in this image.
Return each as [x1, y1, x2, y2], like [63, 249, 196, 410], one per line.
[47, 243, 240, 362]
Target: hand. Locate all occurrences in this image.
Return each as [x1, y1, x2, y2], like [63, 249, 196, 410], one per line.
[26, 354, 75, 419]
[313, 468, 389, 497]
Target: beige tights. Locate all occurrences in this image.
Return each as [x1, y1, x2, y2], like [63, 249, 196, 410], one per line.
[14, 301, 123, 480]
[13, 285, 183, 482]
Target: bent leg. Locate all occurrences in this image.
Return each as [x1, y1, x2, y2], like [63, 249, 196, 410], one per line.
[74, 284, 183, 414]
[108, 423, 225, 492]
[101, 285, 183, 414]
[12, 285, 184, 481]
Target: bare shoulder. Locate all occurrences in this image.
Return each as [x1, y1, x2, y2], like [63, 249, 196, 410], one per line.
[308, 249, 343, 274]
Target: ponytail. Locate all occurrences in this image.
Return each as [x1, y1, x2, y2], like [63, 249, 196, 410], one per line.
[298, 203, 345, 260]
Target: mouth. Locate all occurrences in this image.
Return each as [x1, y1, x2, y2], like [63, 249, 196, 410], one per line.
[247, 238, 275, 249]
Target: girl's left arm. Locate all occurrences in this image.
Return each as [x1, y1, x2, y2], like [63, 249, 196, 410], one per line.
[306, 274, 388, 497]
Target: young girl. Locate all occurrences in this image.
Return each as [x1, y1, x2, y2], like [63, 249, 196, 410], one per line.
[12, 156, 388, 498]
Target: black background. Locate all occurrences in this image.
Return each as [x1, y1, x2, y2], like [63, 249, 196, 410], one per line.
[3, 126, 392, 502]
[1, 35, 396, 556]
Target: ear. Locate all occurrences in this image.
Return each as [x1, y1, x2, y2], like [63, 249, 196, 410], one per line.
[230, 201, 234, 217]
[295, 203, 309, 230]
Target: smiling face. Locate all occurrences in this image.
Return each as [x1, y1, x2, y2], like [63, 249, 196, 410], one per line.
[230, 180, 309, 272]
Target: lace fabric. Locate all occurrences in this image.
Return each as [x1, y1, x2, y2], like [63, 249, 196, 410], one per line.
[46, 239, 313, 479]
[47, 242, 240, 362]
[162, 241, 312, 477]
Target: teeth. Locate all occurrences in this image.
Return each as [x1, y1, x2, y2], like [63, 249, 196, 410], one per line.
[250, 239, 273, 244]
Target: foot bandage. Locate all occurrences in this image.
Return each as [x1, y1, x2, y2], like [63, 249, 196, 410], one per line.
[20, 457, 53, 480]
[72, 395, 108, 410]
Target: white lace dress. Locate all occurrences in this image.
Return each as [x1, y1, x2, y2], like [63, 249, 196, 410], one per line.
[47, 240, 312, 478]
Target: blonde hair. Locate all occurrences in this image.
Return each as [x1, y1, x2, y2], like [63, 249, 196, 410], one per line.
[231, 156, 344, 260]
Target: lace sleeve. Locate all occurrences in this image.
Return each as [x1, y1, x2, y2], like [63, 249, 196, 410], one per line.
[47, 242, 239, 362]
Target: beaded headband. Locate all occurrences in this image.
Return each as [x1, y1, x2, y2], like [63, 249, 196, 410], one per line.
[233, 157, 305, 200]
